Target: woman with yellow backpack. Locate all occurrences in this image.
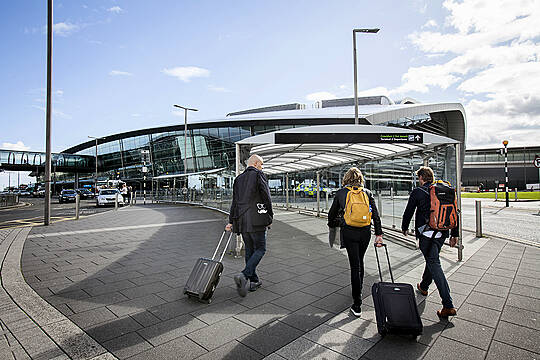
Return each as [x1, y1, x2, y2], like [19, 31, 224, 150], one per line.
[328, 167, 383, 317]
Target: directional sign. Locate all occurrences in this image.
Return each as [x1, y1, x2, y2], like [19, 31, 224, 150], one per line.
[275, 133, 423, 144]
[534, 156, 540, 168]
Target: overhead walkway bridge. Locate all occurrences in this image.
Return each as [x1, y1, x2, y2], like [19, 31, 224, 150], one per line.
[0, 149, 94, 173]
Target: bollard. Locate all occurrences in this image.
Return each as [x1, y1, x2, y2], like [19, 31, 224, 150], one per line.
[475, 200, 482, 237]
[115, 193, 119, 210]
[325, 190, 329, 211]
[515, 188, 518, 202]
[377, 193, 383, 219]
[495, 187, 498, 201]
[75, 194, 80, 220]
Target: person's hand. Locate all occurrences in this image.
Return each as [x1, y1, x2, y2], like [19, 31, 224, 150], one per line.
[449, 237, 458, 248]
[402, 229, 408, 236]
[375, 235, 383, 247]
[225, 223, 233, 232]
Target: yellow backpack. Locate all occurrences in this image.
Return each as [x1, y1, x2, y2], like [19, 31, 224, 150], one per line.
[343, 187, 372, 227]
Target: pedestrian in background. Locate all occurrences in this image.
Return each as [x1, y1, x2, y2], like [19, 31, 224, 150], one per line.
[226, 154, 273, 297]
[328, 167, 383, 317]
[401, 166, 458, 318]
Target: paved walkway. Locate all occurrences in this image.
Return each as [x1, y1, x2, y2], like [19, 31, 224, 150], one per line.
[0, 204, 538, 359]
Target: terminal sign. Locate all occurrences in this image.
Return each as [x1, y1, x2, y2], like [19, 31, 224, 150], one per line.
[275, 133, 423, 144]
[534, 156, 540, 168]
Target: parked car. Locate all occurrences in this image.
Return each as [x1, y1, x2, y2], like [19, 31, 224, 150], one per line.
[96, 189, 122, 207]
[77, 188, 95, 200]
[59, 189, 78, 203]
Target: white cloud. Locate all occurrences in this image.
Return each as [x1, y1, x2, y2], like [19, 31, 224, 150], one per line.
[422, 19, 438, 29]
[305, 92, 337, 101]
[1, 141, 30, 151]
[107, 6, 123, 13]
[208, 85, 231, 93]
[162, 66, 210, 82]
[109, 70, 133, 76]
[396, 0, 540, 147]
[53, 22, 79, 36]
[339, 85, 348, 90]
[31, 105, 71, 119]
[131, 114, 142, 117]
[357, 87, 391, 97]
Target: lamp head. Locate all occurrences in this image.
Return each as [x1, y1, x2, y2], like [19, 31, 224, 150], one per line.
[503, 140, 508, 146]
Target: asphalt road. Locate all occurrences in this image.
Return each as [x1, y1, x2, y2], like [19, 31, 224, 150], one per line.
[0, 197, 117, 229]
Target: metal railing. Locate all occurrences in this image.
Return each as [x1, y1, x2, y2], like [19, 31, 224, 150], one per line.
[0, 194, 19, 207]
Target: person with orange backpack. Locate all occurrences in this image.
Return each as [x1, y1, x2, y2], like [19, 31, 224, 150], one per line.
[328, 167, 383, 317]
[401, 166, 459, 318]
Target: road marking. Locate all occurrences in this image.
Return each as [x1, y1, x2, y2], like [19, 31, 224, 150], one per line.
[27, 218, 223, 238]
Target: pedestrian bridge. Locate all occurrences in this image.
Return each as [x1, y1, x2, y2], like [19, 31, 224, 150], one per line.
[0, 149, 94, 172]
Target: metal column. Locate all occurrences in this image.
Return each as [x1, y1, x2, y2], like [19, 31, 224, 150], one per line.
[233, 143, 243, 257]
[475, 200, 482, 237]
[456, 143, 464, 261]
[285, 173, 289, 210]
[316, 171, 320, 217]
[44, 0, 53, 226]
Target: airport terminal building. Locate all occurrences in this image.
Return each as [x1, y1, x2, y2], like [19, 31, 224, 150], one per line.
[59, 96, 467, 194]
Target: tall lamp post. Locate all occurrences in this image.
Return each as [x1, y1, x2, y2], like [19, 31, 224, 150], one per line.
[353, 28, 379, 125]
[503, 140, 509, 207]
[44, 0, 53, 225]
[88, 136, 105, 196]
[173, 105, 198, 178]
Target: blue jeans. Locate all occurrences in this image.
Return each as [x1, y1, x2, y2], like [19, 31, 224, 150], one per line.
[419, 235, 454, 308]
[241, 231, 267, 282]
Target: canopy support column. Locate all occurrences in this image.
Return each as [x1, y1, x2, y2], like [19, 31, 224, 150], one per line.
[316, 171, 320, 217]
[455, 143, 463, 261]
[286, 173, 289, 210]
[233, 143, 243, 257]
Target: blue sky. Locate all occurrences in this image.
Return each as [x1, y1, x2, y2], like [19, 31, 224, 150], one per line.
[1, 0, 539, 187]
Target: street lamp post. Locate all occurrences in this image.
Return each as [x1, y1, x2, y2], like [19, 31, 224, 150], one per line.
[503, 140, 509, 207]
[173, 105, 198, 180]
[88, 136, 104, 196]
[353, 28, 379, 125]
[44, 0, 53, 225]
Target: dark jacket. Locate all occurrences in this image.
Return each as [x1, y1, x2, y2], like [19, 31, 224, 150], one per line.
[401, 183, 459, 238]
[327, 186, 383, 248]
[229, 166, 273, 234]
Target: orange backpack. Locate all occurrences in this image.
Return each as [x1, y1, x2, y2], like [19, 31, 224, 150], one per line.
[427, 180, 458, 230]
[343, 187, 372, 227]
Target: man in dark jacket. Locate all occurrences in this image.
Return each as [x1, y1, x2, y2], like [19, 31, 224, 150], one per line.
[402, 166, 458, 318]
[225, 154, 273, 297]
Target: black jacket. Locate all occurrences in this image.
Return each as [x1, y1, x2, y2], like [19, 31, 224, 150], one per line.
[401, 183, 459, 238]
[327, 186, 383, 236]
[229, 167, 273, 233]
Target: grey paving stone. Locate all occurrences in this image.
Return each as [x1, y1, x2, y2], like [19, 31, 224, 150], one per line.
[67, 292, 129, 313]
[186, 317, 254, 351]
[86, 316, 142, 343]
[238, 320, 304, 356]
[447, 280, 475, 296]
[517, 268, 539, 279]
[506, 294, 540, 313]
[415, 319, 446, 347]
[474, 281, 511, 298]
[263, 270, 297, 284]
[293, 272, 331, 286]
[458, 302, 501, 328]
[275, 336, 348, 360]
[465, 291, 507, 311]
[486, 340, 540, 360]
[107, 294, 168, 317]
[300, 282, 342, 298]
[304, 323, 375, 359]
[155, 287, 189, 303]
[279, 305, 334, 333]
[514, 275, 540, 289]
[423, 337, 485, 360]
[417, 300, 451, 325]
[481, 273, 515, 287]
[310, 292, 352, 314]
[324, 311, 381, 343]
[454, 265, 487, 277]
[234, 302, 291, 328]
[270, 292, 320, 312]
[441, 318, 495, 350]
[264, 279, 308, 296]
[511, 283, 540, 299]
[149, 298, 203, 321]
[426, 290, 467, 309]
[119, 282, 172, 300]
[491, 261, 519, 271]
[500, 305, 539, 330]
[362, 334, 429, 360]
[195, 340, 264, 360]
[68, 307, 118, 329]
[84, 280, 137, 297]
[129, 272, 177, 286]
[486, 266, 517, 279]
[448, 272, 482, 285]
[128, 335, 206, 360]
[191, 300, 249, 325]
[102, 332, 153, 359]
[137, 314, 206, 346]
[494, 321, 540, 354]
[231, 289, 282, 309]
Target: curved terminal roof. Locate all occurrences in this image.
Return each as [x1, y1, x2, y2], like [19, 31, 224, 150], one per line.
[63, 101, 466, 154]
[237, 124, 459, 175]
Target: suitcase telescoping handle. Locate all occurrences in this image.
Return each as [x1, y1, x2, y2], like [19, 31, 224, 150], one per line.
[211, 231, 234, 262]
[374, 243, 395, 283]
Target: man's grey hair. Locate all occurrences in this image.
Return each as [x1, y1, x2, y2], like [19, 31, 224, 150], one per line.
[247, 154, 263, 166]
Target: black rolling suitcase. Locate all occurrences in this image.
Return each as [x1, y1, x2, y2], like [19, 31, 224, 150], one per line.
[371, 243, 423, 337]
[184, 231, 233, 304]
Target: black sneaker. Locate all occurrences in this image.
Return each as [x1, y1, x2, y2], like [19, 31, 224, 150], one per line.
[234, 274, 249, 297]
[249, 280, 262, 292]
[350, 304, 362, 317]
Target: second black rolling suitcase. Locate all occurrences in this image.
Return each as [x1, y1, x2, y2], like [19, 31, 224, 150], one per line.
[371, 243, 423, 337]
[184, 231, 233, 304]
